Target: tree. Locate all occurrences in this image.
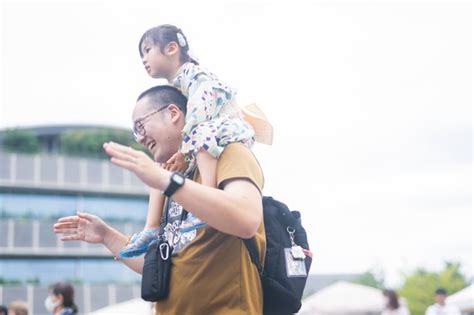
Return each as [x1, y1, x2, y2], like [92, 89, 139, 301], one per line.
[2, 128, 40, 153]
[60, 128, 144, 159]
[399, 262, 468, 315]
[352, 267, 385, 289]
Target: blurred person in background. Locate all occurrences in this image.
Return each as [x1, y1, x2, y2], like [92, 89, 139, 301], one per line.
[425, 287, 461, 315]
[44, 282, 78, 315]
[382, 289, 410, 315]
[7, 301, 28, 315]
[0, 305, 8, 315]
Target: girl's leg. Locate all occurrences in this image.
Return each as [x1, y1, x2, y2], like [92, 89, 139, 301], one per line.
[119, 188, 164, 259]
[144, 188, 165, 230]
[196, 149, 217, 188]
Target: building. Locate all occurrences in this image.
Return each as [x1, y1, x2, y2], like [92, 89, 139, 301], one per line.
[0, 125, 148, 313]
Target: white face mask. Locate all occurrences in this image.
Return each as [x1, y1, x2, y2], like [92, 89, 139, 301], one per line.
[44, 295, 61, 313]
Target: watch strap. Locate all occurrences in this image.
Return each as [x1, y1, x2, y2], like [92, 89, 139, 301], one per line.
[163, 172, 185, 197]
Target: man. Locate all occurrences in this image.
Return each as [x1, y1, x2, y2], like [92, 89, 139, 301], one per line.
[54, 85, 265, 315]
[425, 288, 461, 315]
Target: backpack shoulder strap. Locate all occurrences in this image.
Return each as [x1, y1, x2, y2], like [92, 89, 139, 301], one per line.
[243, 237, 264, 276]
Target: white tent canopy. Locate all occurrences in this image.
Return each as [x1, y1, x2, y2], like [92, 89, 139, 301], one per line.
[447, 284, 474, 311]
[299, 281, 384, 315]
[91, 298, 153, 315]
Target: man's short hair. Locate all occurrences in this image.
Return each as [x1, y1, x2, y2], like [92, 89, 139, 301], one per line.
[435, 287, 448, 295]
[137, 85, 187, 116]
[8, 300, 28, 315]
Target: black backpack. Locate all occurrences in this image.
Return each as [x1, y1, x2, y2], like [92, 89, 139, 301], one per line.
[244, 196, 312, 315]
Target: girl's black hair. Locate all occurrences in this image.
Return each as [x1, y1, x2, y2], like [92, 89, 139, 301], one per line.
[138, 24, 199, 65]
[51, 282, 78, 314]
[383, 289, 400, 310]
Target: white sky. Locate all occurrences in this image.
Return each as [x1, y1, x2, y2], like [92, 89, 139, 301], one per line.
[1, 0, 472, 287]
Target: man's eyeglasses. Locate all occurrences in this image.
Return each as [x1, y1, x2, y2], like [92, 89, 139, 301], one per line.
[133, 105, 169, 141]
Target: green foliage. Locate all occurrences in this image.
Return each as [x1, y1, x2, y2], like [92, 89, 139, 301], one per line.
[352, 267, 385, 289]
[25, 277, 40, 285]
[0, 277, 22, 285]
[399, 262, 468, 315]
[60, 128, 143, 159]
[2, 128, 40, 153]
[65, 278, 84, 285]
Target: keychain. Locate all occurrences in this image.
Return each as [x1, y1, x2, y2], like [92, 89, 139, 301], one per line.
[284, 227, 307, 277]
[287, 227, 306, 260]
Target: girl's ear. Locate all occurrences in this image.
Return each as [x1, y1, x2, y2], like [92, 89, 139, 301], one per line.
[165, 42, 179, 57]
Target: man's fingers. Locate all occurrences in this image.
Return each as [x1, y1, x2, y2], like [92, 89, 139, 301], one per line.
[60, 234, 81, 241]
[110, 157, 136, 172]
[104, 145, 134, 162]
[53, 222, 78, 230]
[55, 228, 79, 235]
[77, 212, 96, 221]
[57, 216, 79, 223]
[104, 141, 129, 151]
[104, 142, 140, 157]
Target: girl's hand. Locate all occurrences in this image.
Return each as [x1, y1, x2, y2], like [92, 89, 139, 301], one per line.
[103, 141, 166, 189]
[166, 152, 189, 173]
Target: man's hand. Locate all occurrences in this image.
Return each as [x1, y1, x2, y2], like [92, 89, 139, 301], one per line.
[54, 211, 145, 274]
[103, 142, 168, 189]
[53, 212, 108, 244]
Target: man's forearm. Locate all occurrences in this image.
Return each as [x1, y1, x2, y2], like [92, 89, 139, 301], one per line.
[103, 226, 144, 274]
[171, 179, 263, 238]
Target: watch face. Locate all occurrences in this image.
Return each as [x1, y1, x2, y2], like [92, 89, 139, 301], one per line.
[173, 173, 185, 185]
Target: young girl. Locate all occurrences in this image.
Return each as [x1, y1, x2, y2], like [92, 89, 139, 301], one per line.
[120, 24, 269, 258]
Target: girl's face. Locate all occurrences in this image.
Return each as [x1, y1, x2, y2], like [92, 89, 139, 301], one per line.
[140, 40, 170, 79]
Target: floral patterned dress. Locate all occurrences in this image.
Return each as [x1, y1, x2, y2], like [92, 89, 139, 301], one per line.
[172, 62, 255, 161]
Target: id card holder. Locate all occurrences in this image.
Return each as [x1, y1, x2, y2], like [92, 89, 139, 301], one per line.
[291, 245, 306, 260]
[284, 248, 307, 277]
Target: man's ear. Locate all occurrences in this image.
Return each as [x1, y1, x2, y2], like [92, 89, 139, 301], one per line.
[165, 42, 179, 57]
[167, 104, 182, 123]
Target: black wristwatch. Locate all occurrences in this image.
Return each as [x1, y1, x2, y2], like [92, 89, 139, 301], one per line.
[163, 172, 186, 197]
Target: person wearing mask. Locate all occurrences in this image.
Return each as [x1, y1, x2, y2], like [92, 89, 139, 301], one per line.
[425, 288, 461, 315]
[44, 282, 78, 315]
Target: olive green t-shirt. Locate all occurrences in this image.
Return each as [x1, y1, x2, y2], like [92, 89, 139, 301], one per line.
[155, 143, 266, 315]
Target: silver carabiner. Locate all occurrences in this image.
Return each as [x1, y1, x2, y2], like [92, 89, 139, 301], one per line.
[159, 243, 170, 260]
[287, 226, 297, 247]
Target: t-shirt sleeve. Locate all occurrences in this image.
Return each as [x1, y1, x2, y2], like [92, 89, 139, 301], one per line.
[216, 143, 264, 193]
